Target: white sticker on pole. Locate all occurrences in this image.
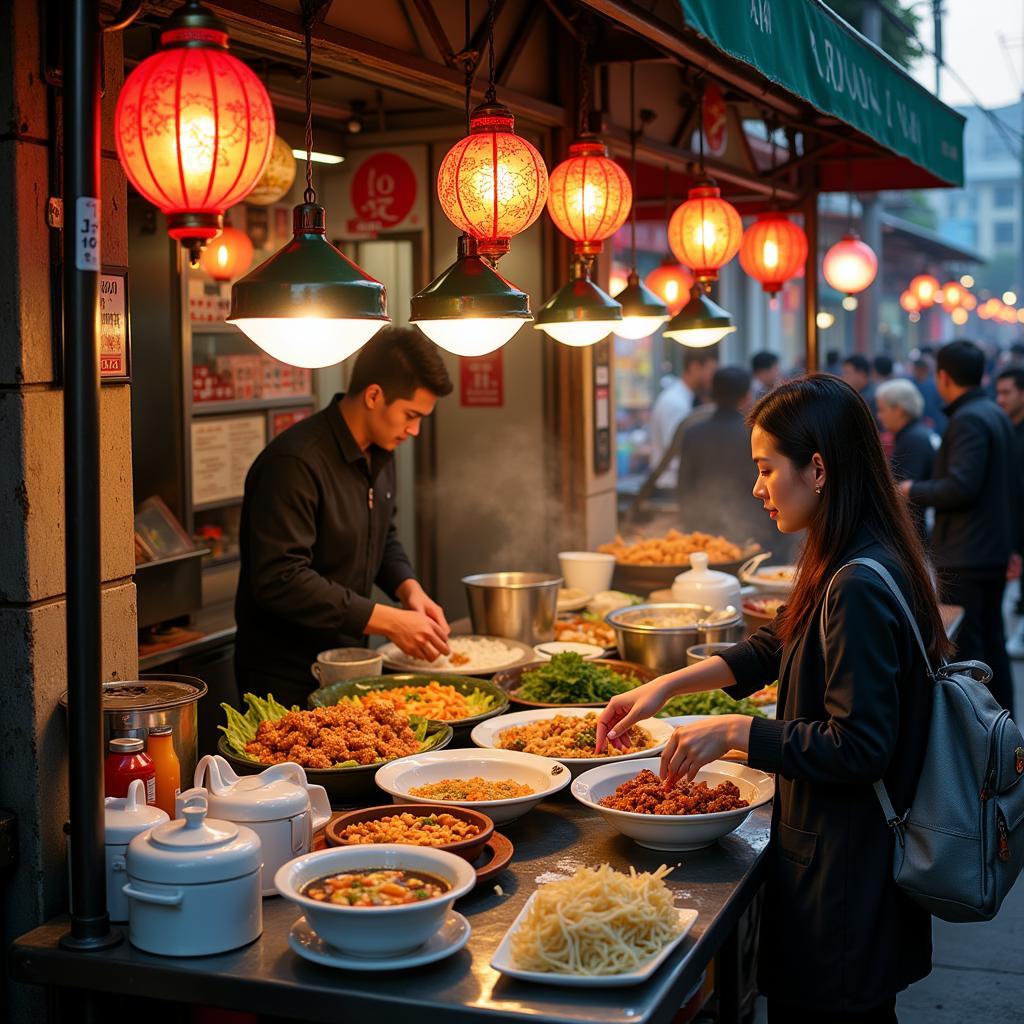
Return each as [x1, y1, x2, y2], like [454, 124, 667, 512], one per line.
[75, 197, 100, 271]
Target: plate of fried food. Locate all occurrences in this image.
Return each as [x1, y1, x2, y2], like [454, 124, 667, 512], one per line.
[553, 613, 619, 653]
[571, 758, 774, 850]
[218, 693, 453, 804]
[470, 707, 671, 776]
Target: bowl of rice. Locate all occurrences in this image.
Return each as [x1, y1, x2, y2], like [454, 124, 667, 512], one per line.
[374, 747, 572, 824]
[571, 757, 774, 850]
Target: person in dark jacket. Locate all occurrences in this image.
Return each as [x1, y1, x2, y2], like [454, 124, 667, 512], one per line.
[598, 376, 951, 1022]
[995, 367, 1024, 636]
[235, 328, 453, 707]
[899, 340, 1018, 714]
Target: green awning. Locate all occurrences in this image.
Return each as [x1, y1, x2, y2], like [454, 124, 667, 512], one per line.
[681, 0, 964, 187]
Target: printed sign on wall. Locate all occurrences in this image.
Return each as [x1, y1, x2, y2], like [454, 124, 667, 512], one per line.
[460, 352, 504, 408]
[346, 147, 426, 234]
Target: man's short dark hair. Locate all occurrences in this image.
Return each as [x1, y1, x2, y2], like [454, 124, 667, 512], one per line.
[997, 367, 1024, 391]
[751, 351, 779, 374]
[348, 326, 453, 401]
[824, 348, 841, 369]
[711, 366, 751, 407]
[842, 353, 870, 375]
[912, 358, 931, 373]
[937, 339, 984, 388]
[682, 345, 720, 371]
[873, 354, 893, 377]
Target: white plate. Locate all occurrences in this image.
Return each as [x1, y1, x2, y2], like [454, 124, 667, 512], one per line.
[557, 588, 592, 613]
[289, 911, 470, 971]
[379, 635, 535, 675]
[532, 641, 605, 661]
[470, 707, 671, 776]
[571, 758, 774, 851]
[374, 747, 572, 824]
[491, 895, 698, 987]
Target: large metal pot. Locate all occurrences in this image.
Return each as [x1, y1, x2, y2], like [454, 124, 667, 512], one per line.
[606, 603, 744, 673]
[686, 642, 738, 666]
[60, 675, 207, 791]
[462, 572, 563, 644]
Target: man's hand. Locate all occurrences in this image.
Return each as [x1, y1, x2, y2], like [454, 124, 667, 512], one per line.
[397, 579, 451, 638]
[367, 602, 450, 662]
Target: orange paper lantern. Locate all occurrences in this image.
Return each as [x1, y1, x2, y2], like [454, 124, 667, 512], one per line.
[939, 280, 968, 312]
[436, 102, 548, 259]
[909, 274, 941, 308]
[738, 213, 808, 296]
[644, 261, 694, 316]
[115, 2, 274, 261]
[899, 290, 921, 313]
[822, 234, 877, 296]
[546, 139, 631, 256]
[667, 181, 742, 282]
[199, 225, 254, 281]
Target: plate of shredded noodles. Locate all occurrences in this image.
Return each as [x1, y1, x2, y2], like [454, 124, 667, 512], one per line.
[491, 863, 698, 985]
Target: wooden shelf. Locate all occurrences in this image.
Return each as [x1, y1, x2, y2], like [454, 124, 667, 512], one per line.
[192, 395, 316, 416]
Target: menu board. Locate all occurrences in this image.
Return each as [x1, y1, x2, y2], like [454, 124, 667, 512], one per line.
[191, 415, 266, 506]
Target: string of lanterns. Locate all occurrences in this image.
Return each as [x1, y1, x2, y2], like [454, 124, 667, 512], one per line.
[897, 273, 1024, 329]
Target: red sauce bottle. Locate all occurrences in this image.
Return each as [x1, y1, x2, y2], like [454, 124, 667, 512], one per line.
[104, 737, 156, 804]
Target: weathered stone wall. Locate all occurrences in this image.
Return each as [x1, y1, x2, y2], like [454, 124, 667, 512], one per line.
[0, 3, 137, 1018]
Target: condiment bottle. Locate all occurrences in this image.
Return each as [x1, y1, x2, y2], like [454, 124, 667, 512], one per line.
[147, 726, 180, 817]
[104, 737, 156, 804]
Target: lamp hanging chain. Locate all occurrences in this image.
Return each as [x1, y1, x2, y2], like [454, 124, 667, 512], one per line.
[578, 32, 591, 138]
[302, 0, 316, 204]
[485, 0, 496, 104]
[768, 116, 777, 206]
[629, 61, 638, 272]
[697, 77, 705, 175]
[463, 0, 473, 133]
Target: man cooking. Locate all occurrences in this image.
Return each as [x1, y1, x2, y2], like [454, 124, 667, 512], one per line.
[234, 327, 453, 708]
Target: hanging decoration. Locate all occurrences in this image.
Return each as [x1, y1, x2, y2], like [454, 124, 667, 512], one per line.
[740, 213, 807, 299]
[534, 256, 623, 346]
[822, 233, 877, 298]
[199, 225, 254, 282]
[899, 290, 921, 314]
[644, 261, 694, 316]
[940, 279, 968, 312]
[115, 0, 274, 264]
[246, 135, 298, 206]
[909, 274, 941, 308]
[227, 0, 388, 367]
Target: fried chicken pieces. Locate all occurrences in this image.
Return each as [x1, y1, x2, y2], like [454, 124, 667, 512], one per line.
[244, 701, 419, 769]
[599, 769, 749, 815]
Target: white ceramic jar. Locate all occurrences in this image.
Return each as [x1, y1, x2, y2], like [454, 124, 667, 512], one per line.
[124, 792, 262, 956]
[671, 552, 742, 611]
[192, 755, 332, 896]
[104, 779, 169, 923]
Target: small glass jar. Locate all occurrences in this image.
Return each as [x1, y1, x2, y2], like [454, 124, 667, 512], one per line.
[104, 737, 156, 804]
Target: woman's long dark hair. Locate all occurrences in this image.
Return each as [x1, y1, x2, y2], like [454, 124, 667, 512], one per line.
[750, 374, 952, 664]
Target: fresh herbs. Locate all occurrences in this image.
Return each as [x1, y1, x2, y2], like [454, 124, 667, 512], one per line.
[657, 690, 767, 719]
[515, 652, 640, 704]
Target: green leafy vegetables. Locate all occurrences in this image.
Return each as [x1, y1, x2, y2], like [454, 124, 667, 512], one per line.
[515, 652, 641, 704]
[657, 690, 767, 719]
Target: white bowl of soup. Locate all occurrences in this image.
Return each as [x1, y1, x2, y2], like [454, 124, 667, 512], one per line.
[275, 844, 476, 956]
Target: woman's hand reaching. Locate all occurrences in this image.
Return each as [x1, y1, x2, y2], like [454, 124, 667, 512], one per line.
[595, 678, 671, 753]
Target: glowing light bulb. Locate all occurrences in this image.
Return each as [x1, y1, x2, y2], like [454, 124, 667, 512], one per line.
[816, 311, 835, 330]
[842, 295, 859, 312]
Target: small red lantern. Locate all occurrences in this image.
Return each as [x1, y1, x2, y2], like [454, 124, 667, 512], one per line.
[822, 233, 877, 297]
[909, 274, 941, 308]
[940, 280, 968, 312]
[899, 290, 921, 313]
[436, 102, 548, 259]
[667, 180, 742, 282]
[644, 261, 694, 316]
[547, 139, 631, 256]
[738, 213, 808, 297]
[199, 225, 254, 281]
[115, 1, 274, 262]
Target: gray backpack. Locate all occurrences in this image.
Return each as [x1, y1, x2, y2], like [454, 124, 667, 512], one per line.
[821, 558, 1024, 922]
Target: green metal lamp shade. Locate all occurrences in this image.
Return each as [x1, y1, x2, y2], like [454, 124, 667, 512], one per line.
[228, 202, 389, 367]
[410, 234, 531, 356]
[612, 271, 670, 339]
[534, 259, 622, 347]
[663, 287, 736, 348]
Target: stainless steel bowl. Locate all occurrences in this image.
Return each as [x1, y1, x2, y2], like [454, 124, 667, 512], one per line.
[462, 572, 563, 644]
[606, 603, 744, 673]
[686, 642, 738, 666]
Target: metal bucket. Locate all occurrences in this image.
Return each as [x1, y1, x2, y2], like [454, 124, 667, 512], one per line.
[462, 572, 563, 644]
[60, 675, 207, 791]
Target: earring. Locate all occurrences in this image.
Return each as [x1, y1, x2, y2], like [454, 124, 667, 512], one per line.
[815, 487, 822, 495]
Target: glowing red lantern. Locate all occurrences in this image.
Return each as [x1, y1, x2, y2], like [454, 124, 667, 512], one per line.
[115, 1, 274, 262]
[667, 180, 742, 282]
[738, 213, 807, 296]
[940, 280, 968, 312]
[437, 102, 548, 259]
[822, 233, 877, 297]
[199, 225, 254, 281]
[909, 274, 941, 308]
[546, 139, 631, 256]
[899, 290, 921, 313]
[644, 261, 694, 316]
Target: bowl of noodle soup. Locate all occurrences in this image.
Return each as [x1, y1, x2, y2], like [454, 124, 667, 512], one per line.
[490, 863, 698, 986]
[572, 758, 774, 851]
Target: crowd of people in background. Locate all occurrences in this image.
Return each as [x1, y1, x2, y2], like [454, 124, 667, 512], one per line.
[646, 336, 1024, 717]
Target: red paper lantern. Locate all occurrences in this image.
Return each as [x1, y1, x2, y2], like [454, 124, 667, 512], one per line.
[644, 261, 694, 316]
[547, 139, 631, 256]
[899, 290, 921, 313]
[667, 181, 742, 282]
[199, 225, 254, 281]
[822, 233, 877, 296]
[940, 280, 968, 312]
[738, 213, 808, 296]
[436, 102, 548, 259]
[908, 274, 941, 308]
[115, 2, 274, 261]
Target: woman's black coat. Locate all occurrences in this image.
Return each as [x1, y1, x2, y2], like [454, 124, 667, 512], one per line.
[720, 530, 933, 1013]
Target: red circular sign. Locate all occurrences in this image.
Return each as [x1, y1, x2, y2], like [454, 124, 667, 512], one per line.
[350, 152, 417, 230]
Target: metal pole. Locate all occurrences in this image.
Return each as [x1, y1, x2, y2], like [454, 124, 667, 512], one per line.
[60, 0, 120, 951]
[933, 0, 943, 98]
[859, 1, 883, 358]
[804, 186, 819, 373]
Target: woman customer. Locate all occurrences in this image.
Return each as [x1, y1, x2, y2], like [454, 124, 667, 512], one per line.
[596, 375, 950, 1023]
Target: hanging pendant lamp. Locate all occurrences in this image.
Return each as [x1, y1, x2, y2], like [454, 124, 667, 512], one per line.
[663, 285, 736, 348]
[822, 233, 877, 299]
[535, 256, 622, 347]
[228, 2, 388, 367]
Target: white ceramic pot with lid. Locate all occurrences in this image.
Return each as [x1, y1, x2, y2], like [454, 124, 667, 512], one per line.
[192, 754, 332, 896]
[124, 791, 262, 956]
[671, 552, 742, 611]
[104, 779, 169, 923]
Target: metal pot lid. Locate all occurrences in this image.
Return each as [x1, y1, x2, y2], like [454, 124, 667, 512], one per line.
[59, 676, 208, 712]
[105, 779, 170, 845]
[607, 603, 713, 631]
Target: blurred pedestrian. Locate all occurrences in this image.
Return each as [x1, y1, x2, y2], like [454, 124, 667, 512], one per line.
[899, 340, 1018, 714]
[872, 354, 895, 385]
[995, 367, 1024, 643]
[912, 355, 946, 434]
[751, 350, 782, 400]
[842, 354, 877, 413]
[824, 348, 842, 376]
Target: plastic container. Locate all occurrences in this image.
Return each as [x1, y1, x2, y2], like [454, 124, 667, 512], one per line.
[105, 738, 156, 804]
[671, 552, 742, 611]
[147, 726, 180, 818]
